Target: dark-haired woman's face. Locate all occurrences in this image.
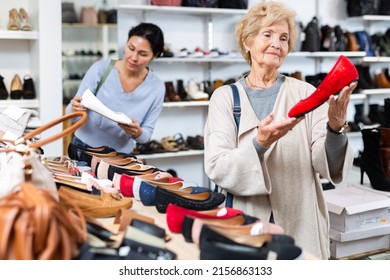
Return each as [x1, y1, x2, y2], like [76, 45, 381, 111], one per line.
[124, 36, 154, 72]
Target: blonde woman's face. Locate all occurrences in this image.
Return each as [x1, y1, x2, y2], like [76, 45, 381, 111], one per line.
[247, 20, 289, 69]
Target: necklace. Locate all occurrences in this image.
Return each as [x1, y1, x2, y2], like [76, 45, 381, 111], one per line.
[246, 75, 276, 89]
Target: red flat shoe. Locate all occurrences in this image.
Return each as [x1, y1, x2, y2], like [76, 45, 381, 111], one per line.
[166, 203, 244, 233]
[288, 55, 359, 118]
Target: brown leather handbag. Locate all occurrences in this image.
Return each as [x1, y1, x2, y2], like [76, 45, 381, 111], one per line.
[0, 182, 87, 260]
[0, 111, 88, 260]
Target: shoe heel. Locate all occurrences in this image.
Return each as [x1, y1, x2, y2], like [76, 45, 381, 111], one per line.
[360, 166, 364, 185]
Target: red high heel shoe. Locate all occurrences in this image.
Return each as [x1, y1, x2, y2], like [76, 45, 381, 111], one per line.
[288, 55, 359, 118]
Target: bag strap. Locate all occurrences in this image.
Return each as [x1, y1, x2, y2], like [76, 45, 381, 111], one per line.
[0, 111, 88, 151]
[96, 59, 116, 94]
[226, 84, 240, 208]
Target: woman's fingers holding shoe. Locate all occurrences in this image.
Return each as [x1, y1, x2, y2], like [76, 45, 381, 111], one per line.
[71, 96, 86, 111]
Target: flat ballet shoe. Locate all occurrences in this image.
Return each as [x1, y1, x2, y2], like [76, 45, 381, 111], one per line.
[165, 203, 244, 233]
[288, 55, 359, 118]
[81, 89, 132, 124]
[191, 218, 285, 245]
[138, 180, 210, 206]
[154, 187, 226, 214]
[182, 214, 259, 243]
[117, 171, 178, 197]
[199, 225, 302, 260]
[58, 186, 133, 218]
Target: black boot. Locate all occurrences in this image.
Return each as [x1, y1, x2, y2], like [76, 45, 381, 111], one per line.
[354, 103, 373, 125]
[384, 98, 390, 128]
[369, 104, 386, 125]
[360, 128, 390, 191]
[0, 75, 9, 100]
[177, 79, 188, 100]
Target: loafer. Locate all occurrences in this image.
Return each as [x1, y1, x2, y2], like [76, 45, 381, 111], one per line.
[154, 187, 226, 214]
[58, 185, 133, 218]
[138, 180, 210, 206]
[166, 203, 244, 233]
[182, 213, 260, 243]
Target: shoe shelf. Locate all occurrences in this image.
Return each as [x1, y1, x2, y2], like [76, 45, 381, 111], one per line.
[118, 4, 248, 16]
[0, 30, 38, 40]
[0, 99, 39, 109]
[288, 51, 366, 58]
[360, 88, 390, 96]
[348, 15, 390, 22]
[154, 57, 245, 63]
[136, 149, 204, 160]
[163, 100, 209, 108]
[362, 56, 390, 63]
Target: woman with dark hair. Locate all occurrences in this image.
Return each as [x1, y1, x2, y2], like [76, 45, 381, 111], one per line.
[66, 22, 165, 154]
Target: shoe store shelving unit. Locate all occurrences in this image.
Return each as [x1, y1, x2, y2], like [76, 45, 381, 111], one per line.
[62, 23, 118, 101]
[0, 0, 62, 156]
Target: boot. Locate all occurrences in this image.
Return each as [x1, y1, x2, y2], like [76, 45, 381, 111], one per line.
[0, 75, 9, 100]
[360, 128, 390, 191]
[22, 75, 36, 99]
[368, 104, 385, 125]
[177, 79, 188, 100]
[375, 70, 390, 88]
[354, 103, 374, 125]
[165, 81, 180, 102]
[288, 55, 359, 117]
[358, 65, 375, 89]
[384, 98, 390, 128]
[187, 79, 209, 101]
[381, 148, 390, 178]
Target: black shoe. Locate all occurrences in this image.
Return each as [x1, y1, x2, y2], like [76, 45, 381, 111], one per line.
[22, 75, 36, 99]
[0, 75, 9, 100]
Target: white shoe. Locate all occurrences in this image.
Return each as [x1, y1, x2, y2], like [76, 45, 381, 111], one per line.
[188, 79, 209, 101]
[81, 89, 132, 124]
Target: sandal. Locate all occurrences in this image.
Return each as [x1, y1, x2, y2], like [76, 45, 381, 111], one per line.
[137, 140, 166, 154]
[173, 133, 190, 151]
[161, 136, 180, 152]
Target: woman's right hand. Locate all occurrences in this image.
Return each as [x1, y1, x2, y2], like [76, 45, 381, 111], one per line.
[255, 112, 304, 147]
[71, 96, 86, 112]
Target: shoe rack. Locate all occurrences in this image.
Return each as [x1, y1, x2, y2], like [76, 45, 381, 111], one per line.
[0, 0, 62, 156]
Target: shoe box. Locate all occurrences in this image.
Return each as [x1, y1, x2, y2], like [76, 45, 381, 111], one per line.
[323, 185, 390, 258]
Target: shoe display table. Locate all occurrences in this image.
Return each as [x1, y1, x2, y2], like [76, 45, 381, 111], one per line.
[99, 199, 200, 260]
[99, 199, 318, 260]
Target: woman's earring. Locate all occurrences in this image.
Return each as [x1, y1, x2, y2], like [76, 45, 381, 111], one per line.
[245, 49, 249, 53]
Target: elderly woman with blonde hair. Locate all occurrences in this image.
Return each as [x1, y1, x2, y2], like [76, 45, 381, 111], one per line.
[204, 1, 357, 259]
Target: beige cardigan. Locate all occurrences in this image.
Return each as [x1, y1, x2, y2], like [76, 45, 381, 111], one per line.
[204, 77, 354, 259]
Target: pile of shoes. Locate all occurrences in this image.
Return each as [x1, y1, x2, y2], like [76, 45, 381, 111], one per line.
[165, 203, 304, 260]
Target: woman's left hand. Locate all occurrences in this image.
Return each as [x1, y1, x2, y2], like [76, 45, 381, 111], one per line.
[327, 81, 358, 131]
[118, 118, 143, 139]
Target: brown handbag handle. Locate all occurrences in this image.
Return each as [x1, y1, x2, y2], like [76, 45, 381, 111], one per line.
[11, 111, 88, 149]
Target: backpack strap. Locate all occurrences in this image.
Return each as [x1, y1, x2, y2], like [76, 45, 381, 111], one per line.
[95, 59, 116, 94]
[225, 83, 240, 208]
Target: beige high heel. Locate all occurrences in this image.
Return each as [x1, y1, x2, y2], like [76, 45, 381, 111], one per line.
[7, 8, 20, 30]
[19, 8, 32, 31]
[10, 74, 23, 99]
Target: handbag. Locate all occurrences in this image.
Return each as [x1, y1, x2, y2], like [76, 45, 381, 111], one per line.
[0, 182, 87, 260]
[0, 111, 88, 199]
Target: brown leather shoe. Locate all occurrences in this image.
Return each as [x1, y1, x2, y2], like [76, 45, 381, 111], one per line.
[58, 186, 133, 218]
[375, 71, 390, 88]
[345, 32, 360, 52]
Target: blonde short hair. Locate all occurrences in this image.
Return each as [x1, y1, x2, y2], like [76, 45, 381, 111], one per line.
[235, 1, 298, 65]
